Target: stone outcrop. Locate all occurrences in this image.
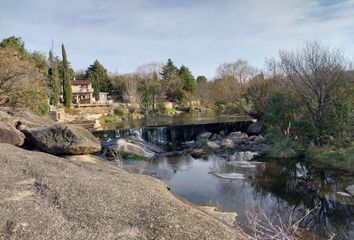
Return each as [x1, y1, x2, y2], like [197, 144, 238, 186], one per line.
[0, 108, 53, 128]
[0, 144, 245, 240]
[23, 124, 101, 155]
[102, 138, 157, 159]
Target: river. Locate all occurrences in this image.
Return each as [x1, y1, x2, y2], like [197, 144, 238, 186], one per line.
[99, 113, 354, 239]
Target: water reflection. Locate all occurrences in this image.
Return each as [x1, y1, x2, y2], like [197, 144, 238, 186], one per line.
[126, 153, 354, 239]
[102, 112, 251, 129]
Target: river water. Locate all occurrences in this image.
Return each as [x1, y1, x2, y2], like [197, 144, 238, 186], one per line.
[101, 112, 251, 129]
[103, 113, 354, 239]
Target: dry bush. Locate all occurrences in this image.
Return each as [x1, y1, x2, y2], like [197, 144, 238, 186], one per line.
[235, 202, 331, 240]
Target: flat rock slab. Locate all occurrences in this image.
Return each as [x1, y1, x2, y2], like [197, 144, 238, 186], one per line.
[210, 172, 245, 180]
[0, 144, 246, 240]
[226, 162, 257, 168]
[337, 191, 352, 197]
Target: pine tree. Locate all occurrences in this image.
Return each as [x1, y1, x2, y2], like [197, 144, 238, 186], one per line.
[179, 65, 196, 93]
[48, 50, 60, 105]
[160, 59, 182, 102]
[85, 60, 110, 100]
[61, 44, 72, 108]
[196, 75, 207, 85]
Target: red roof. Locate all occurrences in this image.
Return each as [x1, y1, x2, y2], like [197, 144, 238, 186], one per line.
[71, 80, 92, 85]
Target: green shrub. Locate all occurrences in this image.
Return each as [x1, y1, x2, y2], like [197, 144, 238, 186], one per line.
[113, 106, 128, 116]
[8, 87, 49, 116]
[156, 102, 167, 114]
[121, 152, 148, 160]
[307, 145, 354, 171]
[100, 115, 121, 124]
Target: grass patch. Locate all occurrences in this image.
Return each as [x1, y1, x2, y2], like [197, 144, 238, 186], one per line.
[121, 152, 148, 160]
[99, 115, 122, 126]
[164, 107, 181, 115]
[307, 145, 354, 172]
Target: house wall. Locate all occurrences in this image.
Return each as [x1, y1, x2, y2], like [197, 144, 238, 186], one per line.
[71, 83, 93, 93]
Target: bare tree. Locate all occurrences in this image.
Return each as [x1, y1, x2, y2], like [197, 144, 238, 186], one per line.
[216, 59, 257, 84]
[279, 41, 345, 125]
[0, 47, 33, 98]
[136, 62, 163, 80]
[123, 73, 141, 104]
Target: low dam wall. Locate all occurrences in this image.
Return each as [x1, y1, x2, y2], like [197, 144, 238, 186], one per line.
[94, 121, 252, 144]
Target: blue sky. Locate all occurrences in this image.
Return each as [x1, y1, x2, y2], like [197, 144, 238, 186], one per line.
[1, 0, 354, 78]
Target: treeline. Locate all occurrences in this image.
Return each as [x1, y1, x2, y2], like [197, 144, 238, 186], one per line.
[1, 36, 353, 154]
[202, 41, 353, 160]
[0, 36, 200, 115]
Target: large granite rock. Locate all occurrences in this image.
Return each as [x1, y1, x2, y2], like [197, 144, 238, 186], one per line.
[0, 144, 245, 239]
[0, 121, 25, 146]
[23, 124, 101, 155]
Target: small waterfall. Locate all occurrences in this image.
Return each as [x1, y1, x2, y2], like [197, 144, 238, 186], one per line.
[115, 128, 143, 139]
[144, 126, 168, 145]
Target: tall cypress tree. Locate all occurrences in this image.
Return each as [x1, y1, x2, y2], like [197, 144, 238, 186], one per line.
[48, 50, 60, 105]
[61, 44, 72, 107]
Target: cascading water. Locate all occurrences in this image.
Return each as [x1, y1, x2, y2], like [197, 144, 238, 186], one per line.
[115, 128, 143, 139]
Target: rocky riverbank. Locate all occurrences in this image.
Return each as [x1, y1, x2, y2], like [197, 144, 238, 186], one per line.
[0, 109, 247, 239]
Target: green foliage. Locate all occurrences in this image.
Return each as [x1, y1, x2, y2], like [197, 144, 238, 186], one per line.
[121, 152, 148, 160]
[113, 106, 128, 116]
[31, 51, 48, 75]
[196, 75, 207, 85]
[61, 44, 72, 108]
[85, 60, 111, 99]
[100, 115, 121, 124]
[48, 50, 60, 105]
[308, 145, 354, 171]
[160, 58, 183, 102]
[8, 86, 49, 116]
[179, 65, 196, 93]
[0, 36, 29, 59]
[268, 137, 299, 159]
[138, 73, 162, 115]
[160, 58, 179, 81]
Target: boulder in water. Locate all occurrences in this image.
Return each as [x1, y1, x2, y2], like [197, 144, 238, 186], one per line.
[209, 133, 220, 141]
[190, 148, 208, 159]
[211, 172, 245, 180]
[23, 124, 101, 155]
[246, 144, 272, 155]
[103, 138, 156, 159]
[207, 141, 221, 150]
[197, 132, 212, 140]
[247, 121, 264, 135]
[220, 138, 235, 149]
[228, 131, 248, 140]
